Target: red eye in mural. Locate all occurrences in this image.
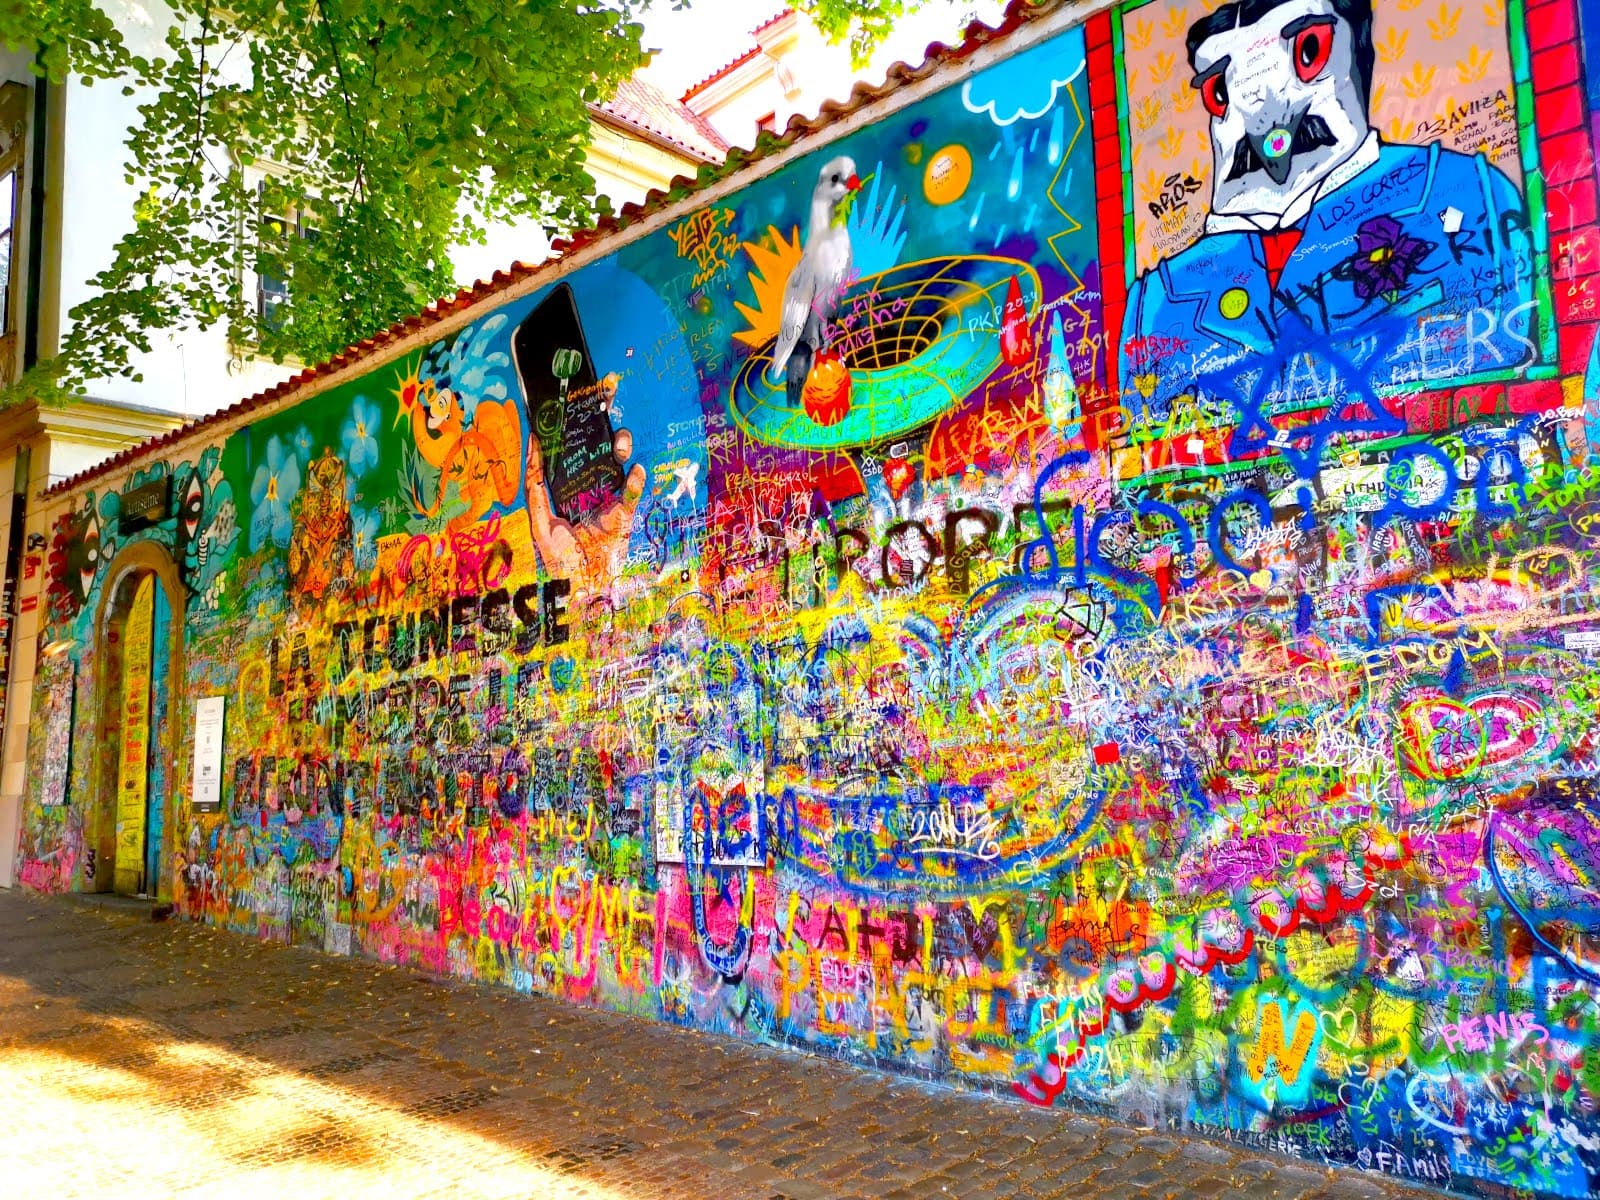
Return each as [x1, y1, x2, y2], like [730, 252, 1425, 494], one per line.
[1293, 20, 1334, 81]
[1200, 72, 1229, 118]
[182, 473, 203, 540]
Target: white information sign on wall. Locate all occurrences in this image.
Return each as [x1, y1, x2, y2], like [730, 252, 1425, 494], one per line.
[191, 695, 226, 811]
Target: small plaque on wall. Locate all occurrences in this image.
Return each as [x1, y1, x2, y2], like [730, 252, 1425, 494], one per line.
[191, 695, 225, 811]
[119, 477, 172, 534]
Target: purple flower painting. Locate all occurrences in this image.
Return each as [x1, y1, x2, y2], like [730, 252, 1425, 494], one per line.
[1342, 216, 1435, 301]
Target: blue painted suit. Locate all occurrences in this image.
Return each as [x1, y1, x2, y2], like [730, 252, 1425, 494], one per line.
[1119, 140, 1535, 426]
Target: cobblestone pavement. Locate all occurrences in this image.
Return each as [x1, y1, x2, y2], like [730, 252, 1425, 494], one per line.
[0, 890, 1443, 1200]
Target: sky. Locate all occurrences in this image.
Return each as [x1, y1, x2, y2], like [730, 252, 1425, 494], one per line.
[636, 0, 1010, 96]
[454, 0, 1009, 285]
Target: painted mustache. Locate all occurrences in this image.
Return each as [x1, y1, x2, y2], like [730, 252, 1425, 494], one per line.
[1225, 113, 1338, 185]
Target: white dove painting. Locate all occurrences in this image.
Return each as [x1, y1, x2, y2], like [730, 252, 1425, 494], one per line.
[770, 155, 861, 409]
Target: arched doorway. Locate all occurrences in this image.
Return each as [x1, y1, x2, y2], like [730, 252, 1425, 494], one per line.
[90, 544, 186, 898]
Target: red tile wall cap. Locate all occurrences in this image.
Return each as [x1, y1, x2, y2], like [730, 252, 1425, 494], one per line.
[679, 46, 765, 102]
[679, 7, 801, 102]
[44, 0, 1059, 500]
[751, 7, 797, 38]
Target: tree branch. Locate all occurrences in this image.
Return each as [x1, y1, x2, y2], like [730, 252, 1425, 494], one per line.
[188, 0, 211, 175]
[314, 0, 367, 201]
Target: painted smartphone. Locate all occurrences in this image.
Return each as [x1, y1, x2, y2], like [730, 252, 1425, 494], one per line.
[511, 283, 625, 523]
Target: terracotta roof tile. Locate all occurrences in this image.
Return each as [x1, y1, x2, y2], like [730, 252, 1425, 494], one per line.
[680, 46, 764, 102]
[751, 7, 796, 37]
[679, 5, 793, 100]
[44, 0, 1043, 500]
[594, 77, 730, 164]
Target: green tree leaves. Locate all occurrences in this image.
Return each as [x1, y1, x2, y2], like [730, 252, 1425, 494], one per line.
[1, 0, 128, 82]
[4, 0, 943, 407]
[794, 0, 956, 65]
[4, 0, 650, 405]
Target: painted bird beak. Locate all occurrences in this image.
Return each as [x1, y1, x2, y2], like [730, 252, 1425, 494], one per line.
[846, 174, 862, 192]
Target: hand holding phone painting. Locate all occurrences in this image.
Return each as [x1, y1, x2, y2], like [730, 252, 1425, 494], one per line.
[535, 346, 585, 464]
[554, 348, 583, 395]
[513, 285, 645, 588]
[522, 379, 645, 590]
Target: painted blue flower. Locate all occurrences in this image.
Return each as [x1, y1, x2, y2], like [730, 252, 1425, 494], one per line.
[351, 506, 379, 571]
[249, 435, 301, 552]
[341, 395, 381, 479]
[291, 425, 315, 466]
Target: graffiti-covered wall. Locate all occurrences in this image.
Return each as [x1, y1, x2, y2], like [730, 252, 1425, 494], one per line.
[18, 0, 1600, 1193]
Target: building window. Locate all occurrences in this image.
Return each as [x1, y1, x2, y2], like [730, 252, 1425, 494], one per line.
[0, 167, 14, 337]
[255, 179, 317, 333]
[0, 81, 24, 346]
[756, 111, 778, 136]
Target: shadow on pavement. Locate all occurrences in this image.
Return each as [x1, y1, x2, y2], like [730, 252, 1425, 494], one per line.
[0, 890, 1444, 1200]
